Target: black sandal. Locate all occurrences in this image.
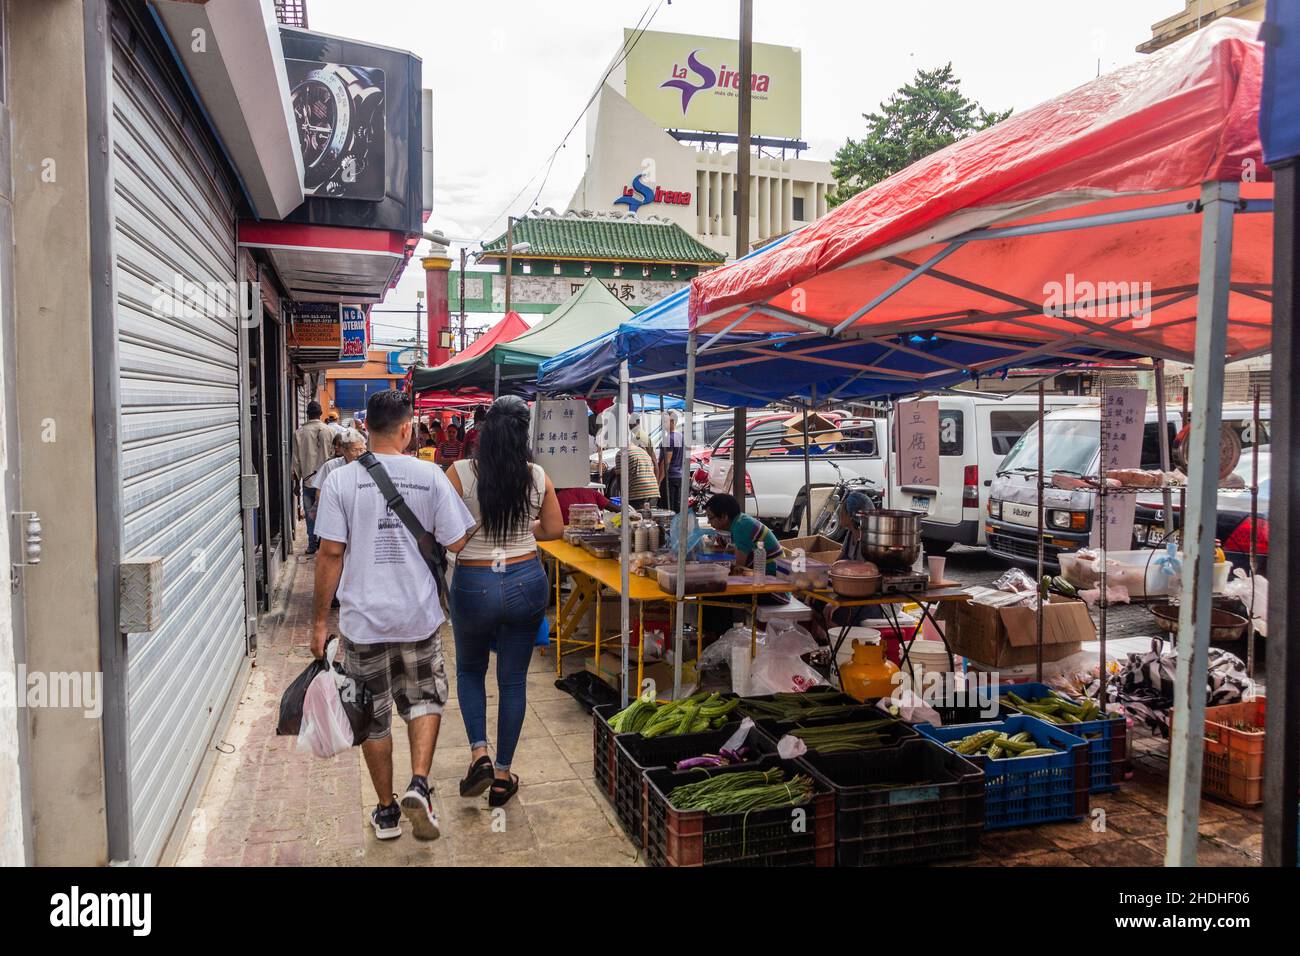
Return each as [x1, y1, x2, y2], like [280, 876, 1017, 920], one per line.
[459, 755, 494, 797]
[487, 773, 520, 808]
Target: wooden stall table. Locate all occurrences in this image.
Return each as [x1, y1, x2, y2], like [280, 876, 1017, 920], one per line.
[799, 586, 971, 684]
[538, 539, 797, 694]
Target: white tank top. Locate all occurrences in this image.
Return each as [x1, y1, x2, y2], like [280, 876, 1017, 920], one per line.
[452, 459, 546, 561]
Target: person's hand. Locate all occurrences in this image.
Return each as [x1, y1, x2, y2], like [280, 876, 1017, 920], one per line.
[311, 622, 329, 660]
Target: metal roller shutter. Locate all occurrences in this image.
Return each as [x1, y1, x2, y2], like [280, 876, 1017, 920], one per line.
[110, 16, 247, 865]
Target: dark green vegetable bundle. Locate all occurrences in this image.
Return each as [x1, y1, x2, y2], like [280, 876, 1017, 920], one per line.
[607, 689, 739, 736]
[786, 718, 904, 754]
[1002, 689, 1102, 724]
[737, 689, 860, 722]
[668, 766, 814, 814]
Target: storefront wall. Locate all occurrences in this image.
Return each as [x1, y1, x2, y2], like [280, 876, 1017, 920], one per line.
[109, 3, 249, 866]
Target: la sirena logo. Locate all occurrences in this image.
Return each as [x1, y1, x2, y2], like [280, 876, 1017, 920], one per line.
[614, 174, 691, 213]
[660, 48, 771, 114]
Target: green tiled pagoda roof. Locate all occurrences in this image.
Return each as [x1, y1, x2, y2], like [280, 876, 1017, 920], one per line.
[481, 215, 724, 264]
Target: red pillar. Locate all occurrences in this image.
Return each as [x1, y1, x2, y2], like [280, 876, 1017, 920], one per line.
[422, 250, 452, 366]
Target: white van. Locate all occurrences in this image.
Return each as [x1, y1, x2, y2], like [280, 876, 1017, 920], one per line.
[985, 402, 1270, 569]
[887, 394, 1094, 553]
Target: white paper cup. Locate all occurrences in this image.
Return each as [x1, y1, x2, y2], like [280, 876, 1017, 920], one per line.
[928, 555, 947, 584]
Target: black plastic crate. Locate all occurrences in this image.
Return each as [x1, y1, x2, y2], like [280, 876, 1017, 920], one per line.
[613, 723, 776, 847]
[592, 703, 625, 801]
[643, 755, 836, 867]
[801, 738, 985, 866]
[755, 708, 920, 755]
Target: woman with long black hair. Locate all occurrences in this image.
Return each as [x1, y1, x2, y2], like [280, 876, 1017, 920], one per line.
[446, 396, 563, 806]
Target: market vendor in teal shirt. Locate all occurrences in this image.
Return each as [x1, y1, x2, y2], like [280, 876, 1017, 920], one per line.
[704, 493, 780, 575]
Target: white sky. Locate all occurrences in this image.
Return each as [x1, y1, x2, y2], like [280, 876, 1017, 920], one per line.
[302, 0, 1182, 345]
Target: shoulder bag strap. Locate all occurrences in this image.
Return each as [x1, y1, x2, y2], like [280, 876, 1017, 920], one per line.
[358, 453, 450, 609]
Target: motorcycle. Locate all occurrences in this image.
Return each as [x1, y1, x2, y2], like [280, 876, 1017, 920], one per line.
[811, 461, 883, 542]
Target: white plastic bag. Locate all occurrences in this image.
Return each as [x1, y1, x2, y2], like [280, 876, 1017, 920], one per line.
[875, 688, 942, 725]
[698, 624, 758, 669]
[1224, 569, 1268, 636]
[296, 640, 355, 758]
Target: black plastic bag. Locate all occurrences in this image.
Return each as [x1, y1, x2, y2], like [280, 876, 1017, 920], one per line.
[277, 657, 327, 737]
[277, 639, 374, 746]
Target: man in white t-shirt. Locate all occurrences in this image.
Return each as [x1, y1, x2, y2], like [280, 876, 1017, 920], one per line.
[313, 390, 474, 842]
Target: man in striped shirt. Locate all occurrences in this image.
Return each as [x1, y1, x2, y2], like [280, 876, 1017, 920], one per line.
[625, 442, 660, 509]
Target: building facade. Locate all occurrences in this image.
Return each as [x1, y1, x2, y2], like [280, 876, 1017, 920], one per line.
[1138, 0, 1265, 53]
[568, 84, 834, 259]
[0, 0, 427, 867]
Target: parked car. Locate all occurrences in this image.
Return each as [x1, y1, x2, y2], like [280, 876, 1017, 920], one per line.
[986, 403, 1269, 570]
[705, 411, 887, 535]
[886, 394, 1094, 554]
[1133, 446, 1270, 574]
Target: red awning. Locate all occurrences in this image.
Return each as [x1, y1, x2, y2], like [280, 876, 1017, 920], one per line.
[689, 19, 1271, 366]
[438, 311, 530, 367]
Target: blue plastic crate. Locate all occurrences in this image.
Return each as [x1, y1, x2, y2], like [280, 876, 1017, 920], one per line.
[916, 715, 1090, 829]
[998, 683, 1126, 793]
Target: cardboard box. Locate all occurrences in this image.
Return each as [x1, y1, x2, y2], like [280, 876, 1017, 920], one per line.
[586, 650, 679, 696]
[782, 411, 842, 447]
[782, 534, 843, 566]
[941, 594, 1093, 669]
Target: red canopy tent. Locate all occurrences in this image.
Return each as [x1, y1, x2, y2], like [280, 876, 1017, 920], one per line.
[678, 18, 1275, 867]
[688, 19, 1271, 371]
[407, 310, 530, 409]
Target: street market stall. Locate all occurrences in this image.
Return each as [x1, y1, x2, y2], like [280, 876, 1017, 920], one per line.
[536, 19, 1279, 867]
[413, 279, 632, 398]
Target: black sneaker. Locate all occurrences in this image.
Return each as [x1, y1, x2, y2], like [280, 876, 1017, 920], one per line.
[371, 797, 402, 840]
[399, 778, 441, 841]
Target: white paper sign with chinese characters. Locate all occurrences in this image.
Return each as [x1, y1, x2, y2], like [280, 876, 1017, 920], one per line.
[896, 400, 940, 488]
[531, 399, 590, 489]
[1090, 387, 1146, 548]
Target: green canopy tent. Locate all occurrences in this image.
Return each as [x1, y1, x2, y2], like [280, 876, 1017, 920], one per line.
[411, 279, 634, 395]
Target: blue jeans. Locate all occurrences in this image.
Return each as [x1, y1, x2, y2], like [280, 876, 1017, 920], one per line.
[302, 485, 319, 551]
[450, 558, 548, 772]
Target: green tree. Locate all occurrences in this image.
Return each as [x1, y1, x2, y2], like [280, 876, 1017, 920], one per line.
[828, 64, 1011, 207]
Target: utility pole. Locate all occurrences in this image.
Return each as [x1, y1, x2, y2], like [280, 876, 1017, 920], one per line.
[504, 215, 517, 314]
[414, 290, 424, 365]
[458, 246, 467, 351]
[735, 0, 753, 259]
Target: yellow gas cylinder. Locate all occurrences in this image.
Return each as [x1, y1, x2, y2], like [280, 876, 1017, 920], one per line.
[840, 639, 900, 702]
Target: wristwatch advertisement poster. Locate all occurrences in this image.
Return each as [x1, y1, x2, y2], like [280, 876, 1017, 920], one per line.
[287, 58, 387, 201]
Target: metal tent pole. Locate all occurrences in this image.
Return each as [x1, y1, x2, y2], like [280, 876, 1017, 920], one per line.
[1247, 384, 1259, 678]
[732, 406, 747, 511]
[1035, 380, 1045, 682]
[619, 360, 632, 707]
[1166, 179, 1239, 867]
[1155, 359, 1174, 542]
[673, 330, 698, 700]
[803, 386, 815, 535]
[1264, 158, 1299, 868]
[1098, 375, 1108, 717]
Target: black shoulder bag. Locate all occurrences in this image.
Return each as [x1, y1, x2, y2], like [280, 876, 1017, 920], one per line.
[358, 452, 451, 612]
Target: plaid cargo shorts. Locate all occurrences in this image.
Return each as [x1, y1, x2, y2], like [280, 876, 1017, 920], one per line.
[342, 632, 449, 740]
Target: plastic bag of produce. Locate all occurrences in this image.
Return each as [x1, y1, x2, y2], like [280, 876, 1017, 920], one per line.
[749, 645, 828, 695]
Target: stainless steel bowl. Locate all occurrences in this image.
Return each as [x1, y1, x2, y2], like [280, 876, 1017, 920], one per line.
[860, 509, 923, 570]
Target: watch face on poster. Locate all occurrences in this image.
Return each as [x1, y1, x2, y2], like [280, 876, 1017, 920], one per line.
[287, 59, 386, 200]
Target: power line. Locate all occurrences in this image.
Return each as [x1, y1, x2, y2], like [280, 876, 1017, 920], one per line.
[475, 0, 666, 243]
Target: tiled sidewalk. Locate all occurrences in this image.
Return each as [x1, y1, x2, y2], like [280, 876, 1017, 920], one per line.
[175, 540, 1261, 868]
[175, 551, 641, 867]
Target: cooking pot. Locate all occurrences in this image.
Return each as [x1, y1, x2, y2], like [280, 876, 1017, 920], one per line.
[860, 510, 923, 571]
[829, 560, 882, 598]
